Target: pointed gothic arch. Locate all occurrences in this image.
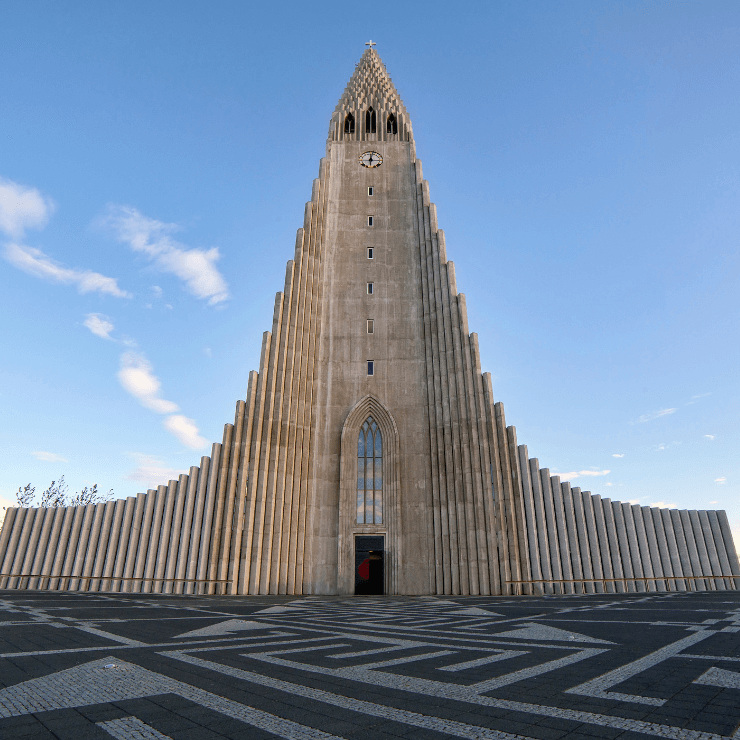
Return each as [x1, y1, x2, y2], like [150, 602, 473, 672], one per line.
[338, 395, 400, 593]
[365, 107, 376, 134]
[344, 112, 355, 135]
[386, 112, 397, 135]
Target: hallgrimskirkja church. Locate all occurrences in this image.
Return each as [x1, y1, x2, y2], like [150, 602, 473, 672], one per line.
[1, 47, 738, 596]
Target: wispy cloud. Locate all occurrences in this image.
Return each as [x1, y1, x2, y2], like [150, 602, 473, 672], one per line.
[612, 453, 624, 458]
[116, 351, 208, 449]
[0, 176, 54, 238]
[31, 450, 67, 463]
[84, 313, 115, 339]
[556, 469, 610, 481]
[635, 408, 676, 424]
[687, 393, 711, 405]
[628, 498, 642, 505]
[125, 454, 186, 486]
[117, 352, 179, 414]
[4, 243, 131, 298]
[704, 434, 716, 441]
[709, 501, 718, 505]
[715, 477, 726, 484]
[649, 501, 677, 509]
[104, 205, 229, 305]
[164, 415, 207, 449]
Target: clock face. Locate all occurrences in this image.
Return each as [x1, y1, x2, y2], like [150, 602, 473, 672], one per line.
[359, 151, 383, 168]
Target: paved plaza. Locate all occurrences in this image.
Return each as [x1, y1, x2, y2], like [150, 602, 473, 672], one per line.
[0, 591, 738, 739]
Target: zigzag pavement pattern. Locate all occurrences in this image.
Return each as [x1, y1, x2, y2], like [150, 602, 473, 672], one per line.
[0, 590, 738, 739]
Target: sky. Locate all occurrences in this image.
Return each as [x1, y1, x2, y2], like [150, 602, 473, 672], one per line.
[1, 1, 738, 551]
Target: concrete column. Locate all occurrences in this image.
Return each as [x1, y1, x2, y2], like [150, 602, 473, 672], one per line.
[550, 476, 573, 594]
[650, 508, 675, 590]
[570, 488, 593, 593]
[707, 510, 733, 589]
[38, 508, 65, 590]
[0, 508, 21, 589]
[175, 467, 200, 594]
[131, 490, 157, 594]
[601, 499, 625, 593]
[121, 493, 146, 593]
[209, 424, 234, 594]
[529, 459, 553, 593]
[680, 510, 706, 590]
[669, 509, 695, 589]
[715, 510, 740, 589]
[48, 507, 75, 590]
[186, 456, 211, 594]
[539, 469, 563, 593]
[153, 480, 178, 593]
[163, 474, 189, 593]
[698, 511, 724, 590]
[59, 506, 85, 591]
[661, 509, 686, 590]
[142, 486, 167, 594]
[612, 502, 635, 592]
[517, 447, 543, 594]
[561, 482, 584, 593]
[100, 499, 125, 591]
[640, 506, 665, 591]
[592, 496, 614, 593]
[581, 491, 604, 592]
[8, 508, 37, 589]
[197, 443, 222, 593]
[77, 504, 106, 591]
[19, 508, 47, 590]
[90, 501, 116, 591]
[689, 510, 715, 590]
[630, 504, 656, 591]
[621, 503, 645, 592]
[111, 497, 137, 592]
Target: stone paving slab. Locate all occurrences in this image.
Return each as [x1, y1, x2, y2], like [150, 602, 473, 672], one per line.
[0, 591, 738, 739]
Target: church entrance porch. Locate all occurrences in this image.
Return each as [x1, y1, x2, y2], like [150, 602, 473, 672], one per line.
[355, 535, 384, 595]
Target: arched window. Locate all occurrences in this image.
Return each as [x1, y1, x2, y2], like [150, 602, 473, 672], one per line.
[386, 113, 397, 135]
[344, 113, 355, 134]
[365, 107, 376, 134]
[357, 417, 382, 523]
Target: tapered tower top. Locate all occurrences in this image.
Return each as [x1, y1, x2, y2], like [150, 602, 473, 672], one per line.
[329, 46, 413, 142]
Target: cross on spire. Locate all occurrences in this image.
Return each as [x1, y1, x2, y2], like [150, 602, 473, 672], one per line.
[365, 40, 376, 48]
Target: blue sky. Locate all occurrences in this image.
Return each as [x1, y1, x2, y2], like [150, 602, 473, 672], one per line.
[1, 1, 738, 550]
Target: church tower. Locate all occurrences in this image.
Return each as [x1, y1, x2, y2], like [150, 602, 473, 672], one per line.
[1, 47, 737, 597]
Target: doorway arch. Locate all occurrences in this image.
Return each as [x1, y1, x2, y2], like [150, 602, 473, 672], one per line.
[338, 395, 400, 594]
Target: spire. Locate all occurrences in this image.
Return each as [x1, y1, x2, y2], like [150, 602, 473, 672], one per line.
[329, 47, 413, 142]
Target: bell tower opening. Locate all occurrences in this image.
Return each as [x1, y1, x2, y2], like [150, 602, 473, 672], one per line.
[365, 107, 376, 134]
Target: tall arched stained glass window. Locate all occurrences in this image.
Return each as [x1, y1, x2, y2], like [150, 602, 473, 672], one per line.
[357, 417, 382, 524]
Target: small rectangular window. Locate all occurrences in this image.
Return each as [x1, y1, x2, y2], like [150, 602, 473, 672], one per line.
[367, 215, 374, 226]
[367, 360, 374, 376]
[368, 187, 374, 196]
[367, 282, 373, 294]
[367, 319, 374, 333]
[367, 248, 373, 259]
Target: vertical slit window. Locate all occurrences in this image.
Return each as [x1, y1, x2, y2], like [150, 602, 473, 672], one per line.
[367, 248, 373, 259]
[357, 417, 382, 524]
[368, 186, 374, 196]
[367, 360, 374, 376]
[367, 215, 374, 226]
[365, 107, 376, 134]
[367, 282, 373, 294]
[367, 319, 374, 334]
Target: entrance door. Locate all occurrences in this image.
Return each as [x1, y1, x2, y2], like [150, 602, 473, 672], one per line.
[355, 535, 384, 595]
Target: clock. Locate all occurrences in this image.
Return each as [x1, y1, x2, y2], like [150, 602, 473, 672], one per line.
[359, 151, 383, 168]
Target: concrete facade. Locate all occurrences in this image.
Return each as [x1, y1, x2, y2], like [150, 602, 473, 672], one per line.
[1, 49, 738, 596]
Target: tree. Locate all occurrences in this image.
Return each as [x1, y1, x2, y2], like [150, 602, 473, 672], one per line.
[13, 477, 114, 508]
[69, 484, 113, 506]
[41, 477, 68, 507]
[15, 483, 35, 507]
